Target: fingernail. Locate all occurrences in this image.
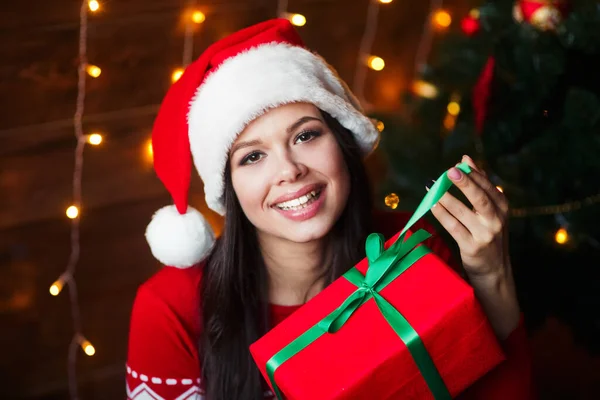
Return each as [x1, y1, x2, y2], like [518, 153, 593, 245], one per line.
[448, 167, 462, 180]
[425, 179, 436, 190]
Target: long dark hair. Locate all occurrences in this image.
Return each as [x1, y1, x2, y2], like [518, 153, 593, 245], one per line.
[199, 111, 374, 400]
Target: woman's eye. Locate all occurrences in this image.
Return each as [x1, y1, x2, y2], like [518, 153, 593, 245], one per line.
[295, 130, 320, 144]
[241, 152, 263, 165]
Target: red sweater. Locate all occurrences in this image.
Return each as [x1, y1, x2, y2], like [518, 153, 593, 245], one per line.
[126, 213, 535, 400]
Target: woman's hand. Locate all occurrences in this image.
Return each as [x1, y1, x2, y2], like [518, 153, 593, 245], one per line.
[430, 155, 521, 339]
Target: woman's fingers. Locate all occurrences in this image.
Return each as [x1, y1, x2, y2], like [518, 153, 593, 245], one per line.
[461, 155, 508, 215]
[430, 199, 472, 245]
[447, 167, 497, 221]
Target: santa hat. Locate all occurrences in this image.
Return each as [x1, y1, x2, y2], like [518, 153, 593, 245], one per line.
[145, 18, 380, 268]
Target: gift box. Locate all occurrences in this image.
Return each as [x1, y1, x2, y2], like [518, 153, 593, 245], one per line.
[249, 163, 506, 400]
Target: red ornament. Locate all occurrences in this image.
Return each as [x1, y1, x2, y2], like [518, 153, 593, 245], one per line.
[513, 0, 571, 32]
[472, 56, 495, 136]
[461, 15, 480, 36]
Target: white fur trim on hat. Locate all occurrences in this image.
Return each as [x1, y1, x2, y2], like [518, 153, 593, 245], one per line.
[145, 205, 215, 268]
[188, 43, 380, 216]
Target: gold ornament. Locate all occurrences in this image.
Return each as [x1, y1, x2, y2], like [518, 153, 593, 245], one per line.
[385, 193, 400, 209]
[530, 5, 563, 31]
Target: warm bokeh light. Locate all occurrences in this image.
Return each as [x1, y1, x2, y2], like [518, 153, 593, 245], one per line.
[412, 80, 439, 99]
[447, 101, 461, 116]
[289, 14, 306, 27]
[555, 228, 568, 244]
[433, 10, 452, 29]
[81, 339, 96, 356]
[192, 10, 205, 24]
[147, 139, 154, 159]
[172, 68, 184, 83]
[86, 65, 101, 78]
[469, 8, 480, 19]
[443, 114, 456, 130]
[49, 280, 63, 296]
[66, 205, 79, 219]
[496, 186, 504, 193]
[376, 120, 385, 132]
[379, 0, 393, 4]
[87, 133, 102, 145]
[385, 193, 400, 209]
[88, 0, 100, 12]
[367, 56, 385, 71]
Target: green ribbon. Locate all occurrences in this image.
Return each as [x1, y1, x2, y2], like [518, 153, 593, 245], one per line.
[265, 163, 472, 400]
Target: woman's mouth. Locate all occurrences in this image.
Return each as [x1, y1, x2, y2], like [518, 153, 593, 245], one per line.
[271, 186, 326, 222]
[273, 189, 322, 211]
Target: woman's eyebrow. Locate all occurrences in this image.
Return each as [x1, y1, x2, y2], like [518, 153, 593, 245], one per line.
[286, 116, 322, 134]
[230, 139, 262, 156]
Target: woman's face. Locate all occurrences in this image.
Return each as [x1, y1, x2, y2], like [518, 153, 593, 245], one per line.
[229, 103, 350, 244]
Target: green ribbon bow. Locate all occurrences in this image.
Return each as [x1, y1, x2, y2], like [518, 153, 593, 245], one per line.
[265, 163, 472, 400]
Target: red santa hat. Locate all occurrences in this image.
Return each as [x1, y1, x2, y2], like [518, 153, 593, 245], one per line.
[145, 18, 380, 268]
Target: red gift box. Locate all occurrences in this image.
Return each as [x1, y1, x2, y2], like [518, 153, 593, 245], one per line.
[249, 229, 505, 399]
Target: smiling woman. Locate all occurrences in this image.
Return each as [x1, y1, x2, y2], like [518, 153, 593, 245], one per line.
[126, 18, 534, 400]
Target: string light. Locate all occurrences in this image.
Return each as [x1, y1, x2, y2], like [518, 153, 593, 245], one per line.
[496, 186, 504, 193]
[66, 205, 80, 219]
[412, 80, 439, 99]
[191, 10, 205, 24]
[50, 273, 69, 296]
[172, 68, 184, 83]
[79, 336, 96, 356]
[289, 13, 307, 27]
[510, 192, 600, 217]
[50, 2, 95, 398]
[432, 10, 452, 29]
[86, 64, 101, 78]
[87, 133, 102, 145]
[379, 0, 393, 3]
[88, 0, 99, 12]
[367, 55, 385, 71]
[555, 228, 568, 244]
[352, 0, 381, 105]
[376, 120, 385, 132]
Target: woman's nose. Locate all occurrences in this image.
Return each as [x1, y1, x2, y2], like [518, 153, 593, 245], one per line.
[274, 152, 307, 185]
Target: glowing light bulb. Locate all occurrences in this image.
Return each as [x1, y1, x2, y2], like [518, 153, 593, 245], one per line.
[376, 121, 385, 132]
[88, 133, 102, 145]
[192, 10, 205, 24]
[289, 14, 306, 27]
[447, 101, 461, 116]
[88, 0, 100, 12]
[172, 68, 184, 83]
[379, 0, 393, 3]
[49, 280, 63, 296]
[433, 10, 452, 29]
[412, 80, 438, 99]
[367, 56, 385, 71]
[86, 65, 101, 78]
[66, 205, 79, 219]
[385, 193, 400, 209]
[555, 228, 568, 244]
[80, 338, 96, 356]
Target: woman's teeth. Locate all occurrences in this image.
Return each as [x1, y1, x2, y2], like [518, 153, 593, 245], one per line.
[275, 190, 321, 211]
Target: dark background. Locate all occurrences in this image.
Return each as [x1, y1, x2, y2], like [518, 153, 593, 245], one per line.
[1, 0, 598, 398]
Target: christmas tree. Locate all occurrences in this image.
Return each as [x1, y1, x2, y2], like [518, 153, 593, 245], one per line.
[373, 0, 600, 353]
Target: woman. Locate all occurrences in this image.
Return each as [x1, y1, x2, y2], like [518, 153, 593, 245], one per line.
[127, 19, 533, 400]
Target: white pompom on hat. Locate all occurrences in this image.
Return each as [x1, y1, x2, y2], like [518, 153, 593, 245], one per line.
[146, 18, 380, 268]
